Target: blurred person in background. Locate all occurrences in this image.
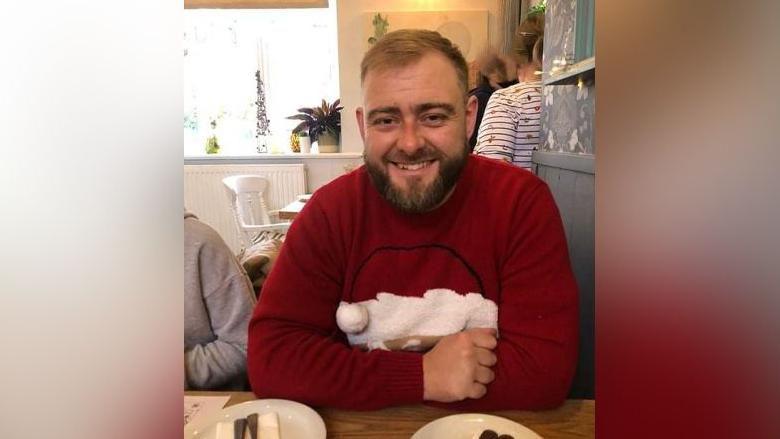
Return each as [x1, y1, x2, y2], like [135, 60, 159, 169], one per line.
[474, 14, 544, 171]
[467, 48, 518, 151]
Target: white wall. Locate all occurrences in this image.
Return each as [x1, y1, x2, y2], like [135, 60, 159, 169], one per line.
[302, 155, 364, 191]
[336, 0, 501, 153]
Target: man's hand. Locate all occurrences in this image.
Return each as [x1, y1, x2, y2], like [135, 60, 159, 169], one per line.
[422, 328, 498, 402]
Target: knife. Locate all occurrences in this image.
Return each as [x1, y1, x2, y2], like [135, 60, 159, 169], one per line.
[233, 418, 247, 439]
[246, 413, 258, 439]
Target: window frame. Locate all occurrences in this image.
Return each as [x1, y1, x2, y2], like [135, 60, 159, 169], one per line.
[184, 0, 328, 9]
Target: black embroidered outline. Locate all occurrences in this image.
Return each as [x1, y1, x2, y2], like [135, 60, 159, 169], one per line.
[347, 244, 484, 302]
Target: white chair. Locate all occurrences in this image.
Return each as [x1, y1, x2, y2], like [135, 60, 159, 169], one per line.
[222, 175, 291, 250]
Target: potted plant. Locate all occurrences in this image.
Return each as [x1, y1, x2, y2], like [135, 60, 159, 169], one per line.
[297, 130, 311, 153]
[205, 119, 220, 154]
[287, 98, 343, 153]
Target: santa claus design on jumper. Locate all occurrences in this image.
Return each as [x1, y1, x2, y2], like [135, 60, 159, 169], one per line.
[336, 244, 499, 352]
[336, 289, 498, 352]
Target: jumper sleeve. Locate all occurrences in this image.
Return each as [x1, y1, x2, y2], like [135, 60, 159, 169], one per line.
[247, 196, 423, 410]
[435, 181, 579, 411]
[185, 250, 256, 389]
[474, 92, 516, 162]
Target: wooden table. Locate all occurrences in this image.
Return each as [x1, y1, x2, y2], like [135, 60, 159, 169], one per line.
[186, 391, 594, 438]
[278, 199, 307, 220]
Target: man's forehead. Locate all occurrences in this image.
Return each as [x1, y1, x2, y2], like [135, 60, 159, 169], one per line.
[362, 53, 460, 88]
[361, 58, 464, 110]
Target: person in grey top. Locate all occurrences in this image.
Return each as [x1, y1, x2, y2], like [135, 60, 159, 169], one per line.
[184, 211, 256, 390]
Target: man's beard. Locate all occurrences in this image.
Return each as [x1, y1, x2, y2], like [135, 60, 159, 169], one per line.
[364, 144, 468, 214]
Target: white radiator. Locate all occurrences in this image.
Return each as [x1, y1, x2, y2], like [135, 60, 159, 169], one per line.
[184, 164, 307, 253]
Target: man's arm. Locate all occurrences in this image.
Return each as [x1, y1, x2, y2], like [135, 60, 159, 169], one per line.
[433, 181, 579, 410]
[246, 197, 423, 410]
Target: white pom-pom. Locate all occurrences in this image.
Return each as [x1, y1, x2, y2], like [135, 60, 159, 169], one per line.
[336, 302, 369, 334]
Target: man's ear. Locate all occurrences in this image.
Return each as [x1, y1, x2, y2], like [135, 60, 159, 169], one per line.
[356, 106, 366, 142]
[465, 95, 478, 141]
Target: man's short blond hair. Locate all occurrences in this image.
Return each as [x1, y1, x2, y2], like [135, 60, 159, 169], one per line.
[360, 29, 469, 94]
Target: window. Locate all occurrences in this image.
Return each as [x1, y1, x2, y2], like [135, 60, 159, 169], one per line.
[574, 0, 594, 61]
[184, 6, 339, 156]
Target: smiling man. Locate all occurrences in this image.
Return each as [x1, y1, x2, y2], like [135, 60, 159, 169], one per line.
[247, 29, 579, 411]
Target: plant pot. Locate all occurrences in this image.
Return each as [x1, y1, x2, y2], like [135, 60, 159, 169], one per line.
[317, 132, 339, 153]
[299, 136, 311, 154]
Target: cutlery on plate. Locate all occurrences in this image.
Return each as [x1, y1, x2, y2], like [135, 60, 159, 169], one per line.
[233, 418, 247, 439]
[246, 413, 258, 439]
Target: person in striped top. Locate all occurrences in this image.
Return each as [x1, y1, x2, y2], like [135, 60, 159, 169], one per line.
[467, 49, 518, 151]
[474, 36, 543, 172]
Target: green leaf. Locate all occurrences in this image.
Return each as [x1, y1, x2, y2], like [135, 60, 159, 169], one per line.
[286, 98, 343, 140]
[291, 121, 309, 134]
[286, 114, 314, 122]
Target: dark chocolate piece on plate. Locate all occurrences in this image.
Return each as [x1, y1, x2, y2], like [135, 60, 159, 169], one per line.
[497, 435, 515, 439]
[479, 430, 499, 439]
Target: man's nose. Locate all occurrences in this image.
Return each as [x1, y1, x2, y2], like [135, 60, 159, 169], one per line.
[396, 120, 424, 154]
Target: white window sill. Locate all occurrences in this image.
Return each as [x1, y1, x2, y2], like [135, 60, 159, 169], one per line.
[184, 152, 363, 164]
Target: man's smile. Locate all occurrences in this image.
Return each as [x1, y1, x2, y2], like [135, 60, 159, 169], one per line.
[389, 159, 436, 171]
[387, 159, 439, 180]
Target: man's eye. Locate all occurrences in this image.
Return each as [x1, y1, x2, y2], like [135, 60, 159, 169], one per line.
[422, 113, 448, 125]
[371, 117, 396, 126]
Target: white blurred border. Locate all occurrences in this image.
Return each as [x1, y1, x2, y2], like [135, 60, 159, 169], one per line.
[0, 1, 182, 438]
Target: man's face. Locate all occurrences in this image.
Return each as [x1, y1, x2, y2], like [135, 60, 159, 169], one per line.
[357, 52, 478, 213]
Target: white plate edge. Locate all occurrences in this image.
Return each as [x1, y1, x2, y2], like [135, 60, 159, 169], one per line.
[184, 399, 326, 439]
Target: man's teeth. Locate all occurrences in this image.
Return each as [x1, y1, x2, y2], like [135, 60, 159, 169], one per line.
[395, 161, 432, 171]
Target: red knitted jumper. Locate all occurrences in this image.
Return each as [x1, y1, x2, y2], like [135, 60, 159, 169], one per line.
[247, 155, 578, 411]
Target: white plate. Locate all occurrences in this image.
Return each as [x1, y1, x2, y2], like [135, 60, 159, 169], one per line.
[412, 413, 542, 439]
[297, 194, 312, 202]
[184, 399, 326, 439]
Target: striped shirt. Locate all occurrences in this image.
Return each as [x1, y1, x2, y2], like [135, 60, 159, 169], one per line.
[473, 80, 542, 170]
